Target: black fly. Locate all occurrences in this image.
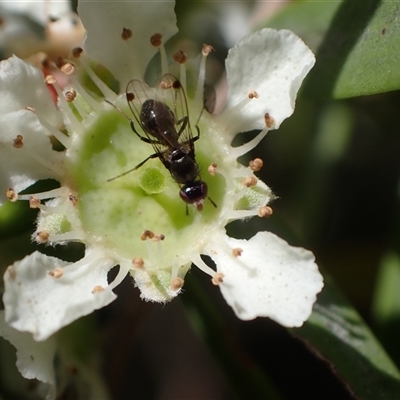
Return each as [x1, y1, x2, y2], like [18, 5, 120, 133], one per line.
[107, 74, 216, 213]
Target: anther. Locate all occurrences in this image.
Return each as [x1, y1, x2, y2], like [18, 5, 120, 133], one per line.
[202, 43, 215, 56]
[132, 257, 144, 269]
[126, 92, 134, 102]
[64, 89, 77, 102]
[6, 266, 16, 279]
[13, 135, 23, 148]
[258, 206, 273, 218]
[152, 234, 165, 242]
[248, 90, 259, 99]
[196, 203, 204, 211]
[61, 63, 75, 75]
[212, 272, 224, 285]
[69, 194, 78, 206]
[141, 229, 155, 240]
[36, 231, 50, 244]
[249, 158, 264, 171]
[6, 188, 18, 202]
[121, 27, 132, 40]
[264, 113, 275, 129]
[48, 267, 64, 278]
[25, 106, 35, 112]
[72, 47, 83, 58]
[150, 33, 162, 47]
[243, 176, 258, 187]
[232, 248, 243, 257]
[173, 50, 187, 64]
[29, 196, 41, 208]
[45, 75, 57, 85]
[92, 285, 105, 293]
[208, 162, 217, 176]
[171, 277, 184, 291]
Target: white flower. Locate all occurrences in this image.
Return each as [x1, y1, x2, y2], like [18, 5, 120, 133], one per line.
[0, 0, 323, 397]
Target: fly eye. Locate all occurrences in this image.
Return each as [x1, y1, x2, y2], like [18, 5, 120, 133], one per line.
[179, 181, 208, 204]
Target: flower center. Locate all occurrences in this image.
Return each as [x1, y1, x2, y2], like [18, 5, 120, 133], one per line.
[67, 106, 225, 264]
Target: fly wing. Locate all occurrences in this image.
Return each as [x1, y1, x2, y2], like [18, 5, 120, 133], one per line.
[125, 78, 170, 166]
[158, 74, 195, 155]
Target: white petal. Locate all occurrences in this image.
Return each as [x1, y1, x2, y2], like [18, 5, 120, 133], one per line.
[0, 56, 60, 123]
[0, 56, 64, 204]
[3, 249, 117, 341]
[0, 311, 57, 399]
[0, 109, 64, 204]
[223, 29, 315, 134]
[78, 0, 178, 87]
[204, 231, 323, 327]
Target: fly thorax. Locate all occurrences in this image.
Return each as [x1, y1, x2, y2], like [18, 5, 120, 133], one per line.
[169, 149, 199, 183]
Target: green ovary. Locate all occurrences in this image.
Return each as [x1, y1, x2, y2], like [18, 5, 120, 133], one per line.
[68, 109, 224, 263]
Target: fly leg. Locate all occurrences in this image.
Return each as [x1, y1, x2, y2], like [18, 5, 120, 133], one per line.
[107, 152, 160, 182]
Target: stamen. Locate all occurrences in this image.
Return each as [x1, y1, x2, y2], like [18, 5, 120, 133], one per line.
[29, 196, 41, 208]
[248, 90, 259, 99]
[258, 206, 273, 218]
[36, 201, 69, 213]
[48, 267, 64, 278]
[71, 47, 83, 58]
[29, 152, 64, 178]
[64, 89, 77, 102]
[68, 76, 102, 111]
[264, 113, 276, 129]
[190, 253, 217, 278]
[150, 33, 168, 75]
[173, 50, 187, 91]
[170, 277, 184, 291]
[152, 233, 165, 242]
[17, 187, 67, 201]
[232, 248, 243, 257]
[212, 272, 224, 285]
[132, 257, 144, 269]
[249, 158, 264, 171]
[78, 54, 116, 99]
[150, 33, 162, 47]
[141, 229, 155, 240]
[6, 188, 18, 202]
[36, 114, 72, 149]
[195, 44, 214, 108]
[242, 176, 257, 187]
[67, 89, 90, 120]
[13, 135, 24, 148]
[69, 194, 78, 206]
[121, 27, 132, 40]
[61, 62, 75, 75]
[208, 162, 218, 176]
[48, 230, 86, 243]
[92, 285, 105, 293]
[35, 231, 50, 244]
[108, 261, 131, 291]
[52, 80, 82, 132]
[232, 127, 269, 158]
[45, 75, 56, 85]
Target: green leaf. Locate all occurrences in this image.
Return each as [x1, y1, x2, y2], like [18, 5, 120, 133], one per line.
[294, 274, 400, 400]
[371, 252, 400, 367]
[267, 0, 400, 99]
